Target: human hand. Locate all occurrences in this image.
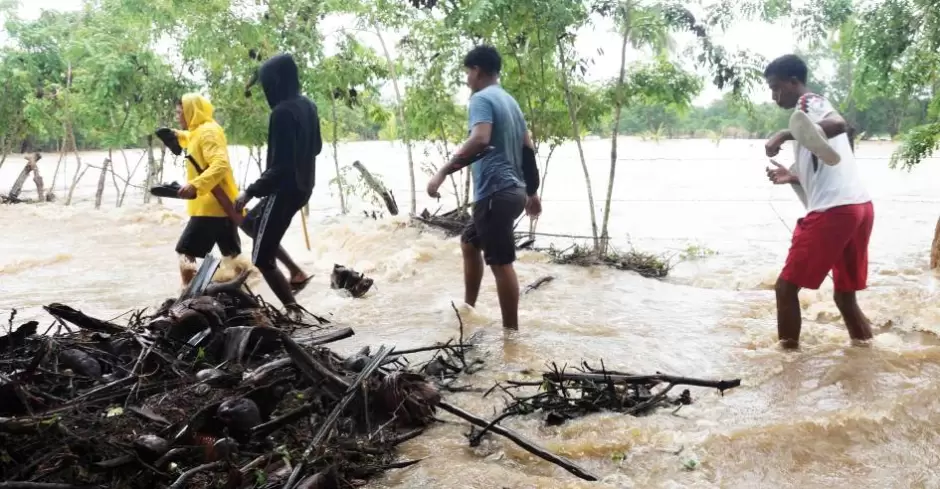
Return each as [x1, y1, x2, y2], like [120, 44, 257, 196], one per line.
[525, 194, 542, 217]
[177, 183, 197, 199]
[426, 173, 445, 199]
[765, 130, 789, 157]
[234, 191, 251, 212]
[766, 159, 797, 185]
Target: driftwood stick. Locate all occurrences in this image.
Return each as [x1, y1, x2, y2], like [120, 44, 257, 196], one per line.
[543, 372, 741, 392]
[251, 401, 317, 437]
[388, 343, 472, 357]
[280, 333, 349, 390]
[352, 160, 398, 215]
[294, 327, 355, 347]
[437, 401, 599, 482]
[283, 346, 393, 489]
[523, 275, 555, 294]
[167, 460, 227, 489]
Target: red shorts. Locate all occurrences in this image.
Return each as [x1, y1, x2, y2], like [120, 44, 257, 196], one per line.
[780, 202, 874, 292]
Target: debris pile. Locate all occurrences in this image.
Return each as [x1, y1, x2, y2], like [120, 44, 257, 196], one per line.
[0, 257, 743, 486]
[0, 257, 458, 488]
[484, 362, 741, 428]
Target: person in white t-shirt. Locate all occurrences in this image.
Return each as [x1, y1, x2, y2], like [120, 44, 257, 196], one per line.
[762, 54, 874, 349]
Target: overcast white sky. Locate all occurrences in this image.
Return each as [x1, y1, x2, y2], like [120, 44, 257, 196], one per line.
[7, 0, 799, 106]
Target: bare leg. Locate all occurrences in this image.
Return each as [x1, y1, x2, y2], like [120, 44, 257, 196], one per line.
[239, 222, 307, 282]
[277, 248, 307, 282]
[833, 291, 873, 342]
[775, 277, 802, 349]
[462, 242, 484, 307]
[179, 255, 197, 288]
[258, 265, 298, 309]
[490, 263, 520, 329]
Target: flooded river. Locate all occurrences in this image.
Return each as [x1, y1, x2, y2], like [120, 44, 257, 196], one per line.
[2, 138, 940, 488]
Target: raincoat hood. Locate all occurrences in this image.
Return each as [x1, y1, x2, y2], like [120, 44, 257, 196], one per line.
[181, 94, 215, 130]
[259, 53, 301, 109]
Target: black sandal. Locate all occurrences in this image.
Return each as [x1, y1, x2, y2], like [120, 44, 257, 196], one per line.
[290, 275, 314, 294]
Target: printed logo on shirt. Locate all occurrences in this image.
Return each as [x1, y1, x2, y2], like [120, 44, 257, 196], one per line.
[797, 93, 829, 116]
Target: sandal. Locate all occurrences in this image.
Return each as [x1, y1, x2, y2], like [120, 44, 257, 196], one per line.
[290, 275, 314, 294]
[789, 110, 841, 165]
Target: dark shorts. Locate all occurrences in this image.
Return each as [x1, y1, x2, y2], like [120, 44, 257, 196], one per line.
[241, 191, 309, 269]
[461, 187, 526, 266]
[176, 217, 241, 258]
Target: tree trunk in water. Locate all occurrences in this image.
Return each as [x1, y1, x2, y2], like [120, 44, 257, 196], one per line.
[48, 138, 66, 200]
[352, 160, 398, 216]
[8, 164, 32, 201]
[94, 150, 110, 210]
[931, 216, 940, 269]
[557, 41, 599, 251]
[331, 96, 347, 214]
[242, 146, 253, 188]
[374, 23, 416, 215]
[144, 135, 156, 204]
[30, 154, 45, 201]
[529, 146, 556, 237]
[439, 126, 462, 211]
[462, 169, 472, 212]
[599, 8, 632, 255]
[65, 123, 84, 206]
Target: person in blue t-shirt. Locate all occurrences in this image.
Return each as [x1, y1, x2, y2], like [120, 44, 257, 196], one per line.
[426, 45, 542, 330]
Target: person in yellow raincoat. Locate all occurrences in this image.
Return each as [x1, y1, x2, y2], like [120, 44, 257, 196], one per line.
[170, 94, 244, 287]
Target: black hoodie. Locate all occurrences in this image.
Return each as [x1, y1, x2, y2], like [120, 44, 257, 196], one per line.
[245, 53, 323, 198]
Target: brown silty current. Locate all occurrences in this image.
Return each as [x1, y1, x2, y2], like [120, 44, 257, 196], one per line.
[2, 138, 940, 488]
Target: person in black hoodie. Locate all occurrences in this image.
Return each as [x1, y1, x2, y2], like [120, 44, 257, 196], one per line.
[235, 53, 322, 314]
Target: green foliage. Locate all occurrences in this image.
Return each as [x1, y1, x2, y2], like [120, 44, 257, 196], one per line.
[613, 56, 702, 109]
[891, 123, 940, 171]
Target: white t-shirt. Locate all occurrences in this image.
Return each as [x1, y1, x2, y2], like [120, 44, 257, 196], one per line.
[788, 93, 870, 213]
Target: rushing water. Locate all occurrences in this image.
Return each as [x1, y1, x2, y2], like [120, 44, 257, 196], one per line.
[3, 137, 940, 488]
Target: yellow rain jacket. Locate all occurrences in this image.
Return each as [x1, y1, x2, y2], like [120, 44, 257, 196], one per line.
[174, 94, 240, 218]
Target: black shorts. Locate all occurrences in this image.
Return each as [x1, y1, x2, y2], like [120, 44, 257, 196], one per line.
[241, 191, 309, 269]
[176, 217, 241, 258]
[460, 187, 526, 266]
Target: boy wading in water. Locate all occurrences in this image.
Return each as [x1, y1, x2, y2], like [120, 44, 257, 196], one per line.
[170, 94, 244, 287]
[426, 45, 542, 330]
[763, 54, 874, 349]
[236, 53, 321, 316]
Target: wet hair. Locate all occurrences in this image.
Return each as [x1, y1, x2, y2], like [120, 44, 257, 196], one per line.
[763, 54, 808, 84]
[463, 45, 501, 76]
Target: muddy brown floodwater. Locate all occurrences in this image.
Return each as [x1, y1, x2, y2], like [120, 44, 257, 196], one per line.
[3, 138, 940, 488]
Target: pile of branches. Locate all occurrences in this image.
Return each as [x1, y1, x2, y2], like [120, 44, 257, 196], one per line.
[0, 257, 471, 489]
[482, 361, 741, 429]
[413, 206, 471, 237]
[545, 244, 673, 279]
[413, 207, 534, 249]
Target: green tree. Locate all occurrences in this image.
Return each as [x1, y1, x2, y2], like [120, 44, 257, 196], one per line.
[317, 34, 388, 214]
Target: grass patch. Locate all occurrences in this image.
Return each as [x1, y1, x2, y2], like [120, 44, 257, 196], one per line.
[679, 243, 717, 261]
[546, 243, 672, 278]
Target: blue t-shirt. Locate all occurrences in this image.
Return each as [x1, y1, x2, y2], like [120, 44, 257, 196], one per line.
[467, 85, 526, 201]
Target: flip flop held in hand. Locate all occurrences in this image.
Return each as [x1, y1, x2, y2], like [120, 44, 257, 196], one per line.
[762, 54, 874, 349]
